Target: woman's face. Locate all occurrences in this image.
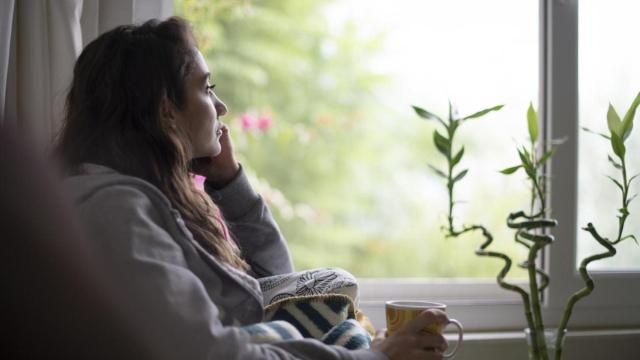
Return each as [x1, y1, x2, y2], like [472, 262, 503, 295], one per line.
[173, 49, 228, 159]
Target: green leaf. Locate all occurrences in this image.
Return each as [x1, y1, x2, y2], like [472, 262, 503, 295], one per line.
[607, 155, 623, 169]
[517, 148, 527, 163]
[628, 193, 637, 205]
[629, 174, 639, 185]
[518, 147, 534, 171]
[524, 165, 536, 180]
[428, 164, 447, 178]
[538, 148, 555, 167]
[581, 126, 611, 140]
[519, 150, 536, 180]
[462, 104, 504, 121]
[607, 103, 622, 137]
[606, 175, 624, 192]
[610, 131, 626, 158]
[621, 92, 640, 140]
[413, 105, 445, 126]
[622, 234, 638, 246]
[450, 119, 460, 136]
[527, 102, 538, 142]
[500, 165, 522, 175]
[453, 169, 468, 183]
[433, 130, 450, 156]
[452, 147, 465, 167]
[448, 100, 459, 122]
[522, 146, 532, 162]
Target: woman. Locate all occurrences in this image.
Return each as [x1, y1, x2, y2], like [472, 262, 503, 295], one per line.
[56, 17, 450, 360]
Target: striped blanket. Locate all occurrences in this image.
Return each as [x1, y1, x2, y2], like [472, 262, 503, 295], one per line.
[241, 268, 374, 350]
[242, 294, 373, 350]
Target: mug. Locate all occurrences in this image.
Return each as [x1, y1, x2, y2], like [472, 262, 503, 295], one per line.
[385, 300, 463, 358]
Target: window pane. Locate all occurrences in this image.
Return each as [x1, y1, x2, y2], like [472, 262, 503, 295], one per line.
[578, 0, 640, 270]
[176, 0, 537, 278]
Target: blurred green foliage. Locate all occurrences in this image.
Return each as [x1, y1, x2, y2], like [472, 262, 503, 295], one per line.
[175, 0, 527, 278]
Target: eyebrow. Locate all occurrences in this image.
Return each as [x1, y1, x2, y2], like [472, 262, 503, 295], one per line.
[203, 72, 211, 82]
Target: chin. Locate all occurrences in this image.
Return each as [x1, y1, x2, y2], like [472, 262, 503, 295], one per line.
[208, 141, 222, 157]
[193, 143, 221, 159]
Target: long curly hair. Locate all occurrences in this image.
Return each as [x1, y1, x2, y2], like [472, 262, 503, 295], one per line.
[56, 17, 249, 271]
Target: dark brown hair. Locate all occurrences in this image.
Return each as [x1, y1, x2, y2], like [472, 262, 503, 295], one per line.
[56, 17, 249, 271]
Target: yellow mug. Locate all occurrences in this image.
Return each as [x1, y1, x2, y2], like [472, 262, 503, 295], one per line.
[385, 300, 463, 358]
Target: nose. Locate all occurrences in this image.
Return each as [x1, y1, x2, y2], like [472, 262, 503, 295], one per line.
[213, 96, 228, 117]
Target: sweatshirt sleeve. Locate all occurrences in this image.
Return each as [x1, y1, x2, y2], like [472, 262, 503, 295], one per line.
[205, 165, 294, 277]
[75, 184, 386, 360]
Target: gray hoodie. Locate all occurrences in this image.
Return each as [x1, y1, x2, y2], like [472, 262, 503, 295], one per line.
[64, 164, 386, 360]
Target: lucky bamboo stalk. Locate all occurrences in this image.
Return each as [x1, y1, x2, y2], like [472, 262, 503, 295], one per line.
[554, 93, 640, 360]
[414, 95, 639, 359]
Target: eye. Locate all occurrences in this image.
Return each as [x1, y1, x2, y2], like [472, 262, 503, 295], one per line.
[206, 84, 216, 93]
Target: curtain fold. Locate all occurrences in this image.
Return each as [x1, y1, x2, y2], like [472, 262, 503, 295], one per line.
[0, 0, 173, 148]
[0, 0, 16, 127]
[15, 0, 83, 147]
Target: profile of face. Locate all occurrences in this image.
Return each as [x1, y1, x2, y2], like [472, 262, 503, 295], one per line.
[171, 49, 228, 159]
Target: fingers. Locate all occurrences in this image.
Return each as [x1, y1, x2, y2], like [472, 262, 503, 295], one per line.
[371, 330, 386, 349]
[400, 348, 445, 360]
[218, 123, 230, 142]
[214, 123, 235, 159]
[418, 333, 448, 353]
[400, 309, 449, 334]
[374, 329, 448, 360]
[420, 349, 445, 360]
[400, 332, 448, 353]
[375, 311, 453, 360]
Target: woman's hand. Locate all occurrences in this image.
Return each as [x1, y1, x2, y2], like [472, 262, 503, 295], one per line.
[191, 124, 240, 188]
[371, 309, 449, 360]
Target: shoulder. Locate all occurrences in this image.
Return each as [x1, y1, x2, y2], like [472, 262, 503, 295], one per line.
[65, 164, 171, 210]
[63, 165, 182, 235]
[64, 165, 192, 263]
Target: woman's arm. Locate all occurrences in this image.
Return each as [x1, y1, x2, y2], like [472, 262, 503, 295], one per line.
[194, 125, 294, 277]
[205, 165, 294, 277]
[76, 184, 384, 360]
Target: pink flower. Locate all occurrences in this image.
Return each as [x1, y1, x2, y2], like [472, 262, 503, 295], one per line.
[239, 114, 256, 130]
[257, 116, 272, 131]
[192, 174, 206, 192]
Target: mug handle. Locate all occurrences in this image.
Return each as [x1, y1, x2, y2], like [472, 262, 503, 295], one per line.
[442, 319, 463, 359]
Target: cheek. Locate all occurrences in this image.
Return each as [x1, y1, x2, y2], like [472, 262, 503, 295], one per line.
[196, 98, 216, 125]
[185, 100, 213, 132]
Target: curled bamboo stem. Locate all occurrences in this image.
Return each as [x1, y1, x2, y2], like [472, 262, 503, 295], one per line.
[507, 212, 557, 360]
[555, 155, 632, 360]
[452, 225, 540, 358]
[554, 223, 617, 360]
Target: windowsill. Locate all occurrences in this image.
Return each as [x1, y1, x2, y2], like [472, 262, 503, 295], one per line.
[357, 278, 640, 331]
[447, 328, 640, 342]
[444, 329, 640, 360]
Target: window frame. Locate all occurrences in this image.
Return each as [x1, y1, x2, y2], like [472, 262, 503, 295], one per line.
[359, 0, 640, 331]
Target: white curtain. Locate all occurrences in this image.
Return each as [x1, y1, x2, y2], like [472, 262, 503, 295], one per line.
[0, 0, 173, 149]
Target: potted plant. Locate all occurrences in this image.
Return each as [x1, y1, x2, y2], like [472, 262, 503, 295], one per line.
[413, 93, 639, 360]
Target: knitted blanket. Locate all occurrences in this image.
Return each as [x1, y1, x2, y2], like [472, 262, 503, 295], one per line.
[240, 268, 374, 350]
[242, 294, 372, 350]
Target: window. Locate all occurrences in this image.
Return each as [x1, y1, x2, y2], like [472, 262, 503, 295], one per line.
[175, 0, 538, 279]
[544, 0, 640, 331]
[577, 0, 640, 271]
[175, 0, 640, 331]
